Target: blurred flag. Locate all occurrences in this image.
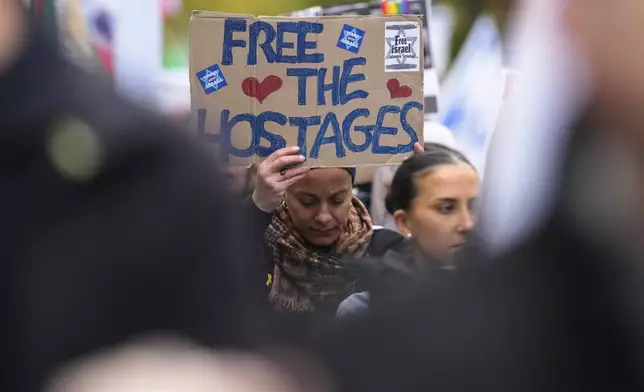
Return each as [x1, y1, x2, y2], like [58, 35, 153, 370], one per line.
[438, 15, 504, 175]
[161, 0, 182, 18]
[80, 0, 117, 76]
[502, 68, 522, 102]
[113, 0, 163, 109]
[380, 0, 412, 15]
[428, 4, 455, 79]
[480, 0, 591, 254]
[55, 0, 104, 73]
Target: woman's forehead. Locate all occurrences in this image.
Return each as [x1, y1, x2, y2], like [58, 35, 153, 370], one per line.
[302, 168, 352, 184]
[290, 168, 353, 196]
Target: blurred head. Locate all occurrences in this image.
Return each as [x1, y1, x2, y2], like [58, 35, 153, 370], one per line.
[564, 0, 644, 137]
[386, 144, 479, 263]
[224, 166, 249, 195]
[285, 168, 354, 247]
[44, 336, 307, 392]
[223, 165, 257, 196]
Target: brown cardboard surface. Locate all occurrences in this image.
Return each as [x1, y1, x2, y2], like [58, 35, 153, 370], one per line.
[190, 11, 424, 167]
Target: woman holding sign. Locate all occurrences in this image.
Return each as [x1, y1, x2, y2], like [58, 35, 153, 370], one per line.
[247, 143, 423, 337]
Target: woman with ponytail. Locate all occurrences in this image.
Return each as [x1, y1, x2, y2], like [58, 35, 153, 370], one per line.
[336, 143, 479, 320]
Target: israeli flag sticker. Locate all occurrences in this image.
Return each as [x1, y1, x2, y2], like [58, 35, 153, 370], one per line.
[384, 22, 421, 72]
[196, 64, 228, 95]
[336, 24, 366, 54]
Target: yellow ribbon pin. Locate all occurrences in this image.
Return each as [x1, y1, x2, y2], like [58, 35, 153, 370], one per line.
[266, 273, 273, 287]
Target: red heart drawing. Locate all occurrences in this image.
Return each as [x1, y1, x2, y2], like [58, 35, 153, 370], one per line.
[386, 78, 412, 99]
[241, 75, 283, 103]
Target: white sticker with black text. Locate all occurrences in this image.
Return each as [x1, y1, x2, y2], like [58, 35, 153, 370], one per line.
[384, 21, 421, 72]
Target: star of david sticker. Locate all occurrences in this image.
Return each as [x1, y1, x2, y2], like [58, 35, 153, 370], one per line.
[341, 28, 363, 50]
[385, 27, 418, 65]
[200, 69, 223, 89]
[336, 24, 365, 54]
[196, 64, 228, 95]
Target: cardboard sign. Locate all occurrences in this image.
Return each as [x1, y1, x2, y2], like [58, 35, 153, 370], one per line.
[190, 11, 424, 167]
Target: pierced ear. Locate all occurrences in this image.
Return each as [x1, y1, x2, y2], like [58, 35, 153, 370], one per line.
[393, 209, 411, 238]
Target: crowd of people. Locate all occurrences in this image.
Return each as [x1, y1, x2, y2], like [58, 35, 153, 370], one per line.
[6, 0, 644, 390]
[236, 141, 479, 336]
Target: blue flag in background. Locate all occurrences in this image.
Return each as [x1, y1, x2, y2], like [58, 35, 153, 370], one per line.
[438, 15, 504, 177]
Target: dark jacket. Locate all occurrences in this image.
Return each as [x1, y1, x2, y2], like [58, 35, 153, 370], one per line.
[305, 123, 644, 391]
[244, 198, 405, 339]
[312, 220, 643, 392]
[337, 244, 456, 321]
[2, 24, 257, 392]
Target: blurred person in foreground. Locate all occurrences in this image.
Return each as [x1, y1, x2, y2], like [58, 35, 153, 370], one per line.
[224, 164, 258, 198]
[296, 0, 644, 390]
[0, 1, 264, 391]
[336, 144, 479, 321]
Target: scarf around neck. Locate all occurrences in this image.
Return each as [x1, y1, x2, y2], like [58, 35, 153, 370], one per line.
[264, 195, 373, 313]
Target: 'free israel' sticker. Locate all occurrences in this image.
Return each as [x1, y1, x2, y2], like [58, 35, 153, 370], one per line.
[196, 64, 228, 95]
[384, 22, 421, 72]
[336, 24, 366, 54]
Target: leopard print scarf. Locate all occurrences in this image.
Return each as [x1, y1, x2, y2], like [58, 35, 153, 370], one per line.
[264, 195, 372, 312]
